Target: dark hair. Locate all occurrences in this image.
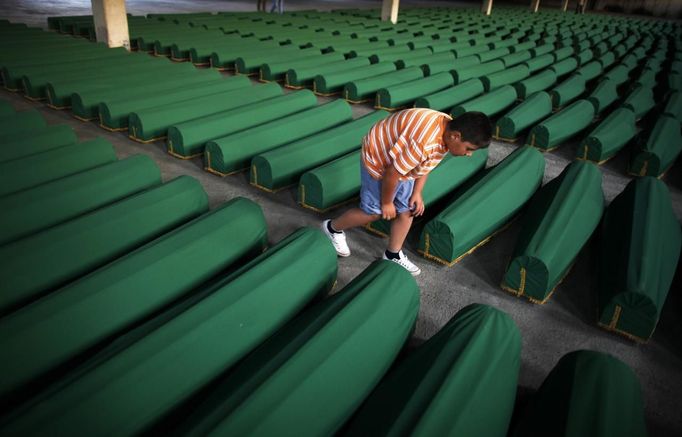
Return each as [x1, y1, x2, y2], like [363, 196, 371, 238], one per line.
[448, 111, 493, 148]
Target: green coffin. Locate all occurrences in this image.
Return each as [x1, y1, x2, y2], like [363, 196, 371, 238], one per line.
[418, 146, 545, 266]
[452, 60, 504, 84]
[298, 151, 361, 212]
[180, 260, 419, 437]
[314, 61, 397, 95]
[0, 138, 117, 198]
[598, 177, 681, 341]
[500, 50, 532, 68]
[343, 67, 423, 103]
[528, 100, 595, 151]
[530, 44, 554, 57]
[0, 197, 268, 400]
[552, 47, 574, 62]
[622, 85, 655, 120]
[495, 91, 552, 141]
[480, 64, 529, 92]
[513, 69, 557, 99]
[375, 72, 454, 110]
[129, 82, 282, 142]
[576, 60, 602, 81]
[166, 91, 318, 158]
[629, 115, 682, 177]
[577, 107, 636, 163]
[549, 56, 578, 78]
[662, 91, 682, 120]
[0, 109, 46, 136]
[524, 53, 554, 73]
[414, 79, 484, 111]
[0, 124, 76, 163]
[343, 303, 520, 437]
[0, 176, 208, 314]
[251, 110, 388, 191]
[513, 350, 647, 437]
[586, 78, 618, 113]
[476, 47, 510, 63]
[205, 100, 352, 176]
[0, 227, 336, 437]
[0, 154, 160, 246]
[422, 55, 479, 77]
[602, 64, 631, 85]
[285, 57, 370, 88]
[367, 149, 488, 237]
[502, 161, 604, 303]
[549, 74, 586, 108]
[98, 76, 251, 130]
[260, 52, 346, 81]
[451, 85, 517, 118]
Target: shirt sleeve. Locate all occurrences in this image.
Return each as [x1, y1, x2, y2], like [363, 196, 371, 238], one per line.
[389, 135, 424, 176]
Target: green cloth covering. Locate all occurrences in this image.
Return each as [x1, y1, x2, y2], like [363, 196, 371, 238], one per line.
[451, 85, 517, 118]
[453, 44, 489, 58]
[71, 67, 221, 119]
[513, 41, 536, 53]
[663, 91, 682, 120]
[414, 79, 484, 111]
[622, 85, 655, 119]
[524, 53, 554, 73]
[635, 68, 657, 88]
[576, 48, 593, 65]
[343, 303, 520, 437]
[375, 72, 453, 110]
[528, 99, 595, 151]
[577, 108, 636, 163]
[286, 57, 370, 88]
[587, 79, 618, 113]
[0, 227, 337, 437]
[0, 124, 76, 163]
[496, 91, 552, 140]
[181, 260, 419, 437]
[166, 91, 318, 158]
[235, 47, 320, 74]
[298, 151, 360, 211]
[367, 149, 488, 236]
[598, 177, 681, 341]
[597, 51, 616, 69]
[550, 74, 586, 108]
[0, 109, 46, 136]
[129, 82, 282, 142]
[205, 100, 352, 175]
[251, 110, 388, 191]
[99, 76, 252, 130]
[314, 61, 397, 95]
[0, 99, 14, 117]
[0, 154, 160, 246]
[629, 115, 682, 177]
[514, 69, 557, 99]
[260, 52, 345, 81]
[552, 47, 574, 62]
[502, 161, 604, 303]
[513, 350, 648, 437]
[343, 67, 423, 102]
[0, 197, 268, 400]
[418, 146, 545, 266]
[549, 56, 578, 78]
[576, 60, 602, 81]
[480, 64, 529, 92]
[530, 44, 553, 57]
[452, 60, 504, 84]
[395, 50, 455, 70]
[500, 50, 532, 68]
[489, 39, 516, 51]
[0, 176, 208, 314]
[476, 47, 511, 63]
[0, 138, 117, 198]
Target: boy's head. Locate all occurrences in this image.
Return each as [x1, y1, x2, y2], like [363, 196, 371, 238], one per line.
[443, 111, 493, 157]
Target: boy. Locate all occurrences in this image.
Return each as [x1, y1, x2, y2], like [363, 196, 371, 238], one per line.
[322, 109, 492, 276]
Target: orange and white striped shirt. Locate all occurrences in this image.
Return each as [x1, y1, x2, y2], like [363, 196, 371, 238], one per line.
[362, 108, 451, 181]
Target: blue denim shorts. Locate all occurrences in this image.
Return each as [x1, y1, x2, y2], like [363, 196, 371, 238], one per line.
[359, 164, 415, 215]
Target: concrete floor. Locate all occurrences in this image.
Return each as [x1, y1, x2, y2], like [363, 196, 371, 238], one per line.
[2, 1, 682, 435]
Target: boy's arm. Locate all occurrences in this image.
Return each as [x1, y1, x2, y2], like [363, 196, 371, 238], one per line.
[381, 164, 401, 220]
[410, 174, 428, 216]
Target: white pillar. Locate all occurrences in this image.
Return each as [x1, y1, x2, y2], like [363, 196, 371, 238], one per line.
[562, 0, 570, 12]
[531, 0, 541, 12]
[381, 0, 400, 24]
[92, 0, 129, 49]
[482, 0, 493, 15]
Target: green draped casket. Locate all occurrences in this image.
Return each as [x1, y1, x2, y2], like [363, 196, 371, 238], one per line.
[629, 115, 682, 177]
[528, 99, 595, 151]
[495, 91, 552, 141]
[298, 151, 361, 212]
[576, 107, 636, 163]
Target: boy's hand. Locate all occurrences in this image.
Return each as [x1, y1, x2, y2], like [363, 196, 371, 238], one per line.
[409, 193, 425, 216]
[381, 202, 397, 220]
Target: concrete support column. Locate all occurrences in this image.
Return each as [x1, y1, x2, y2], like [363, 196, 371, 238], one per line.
[531, 0, 541, 13]
[482, 0, 493, 15]
[381, 0, 400, 24]
[92, 0, 129, 49]
[562, 0, 570, 11]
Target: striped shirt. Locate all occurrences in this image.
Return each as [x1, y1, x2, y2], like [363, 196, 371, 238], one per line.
[361, 108, 451, 181]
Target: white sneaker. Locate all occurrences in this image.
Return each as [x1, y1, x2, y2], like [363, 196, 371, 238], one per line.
[321, 220, 350, 257]
[383, 250, 421, 276]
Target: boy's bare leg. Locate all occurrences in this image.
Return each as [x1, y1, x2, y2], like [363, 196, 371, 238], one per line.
[330, 208, 380, 231]
[387, 212, 413, 252]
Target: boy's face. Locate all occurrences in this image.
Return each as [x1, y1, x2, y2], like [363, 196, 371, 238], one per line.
[443, 129, 478, 157]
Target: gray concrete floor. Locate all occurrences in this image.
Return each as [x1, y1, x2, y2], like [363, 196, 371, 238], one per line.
[2, 1, 682, 435]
